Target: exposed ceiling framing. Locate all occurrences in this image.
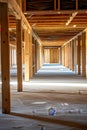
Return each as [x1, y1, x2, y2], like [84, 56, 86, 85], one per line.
[0, 0, 87, 47]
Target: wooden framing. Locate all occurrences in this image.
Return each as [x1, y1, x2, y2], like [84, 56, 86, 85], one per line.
[77, 35, 81, 75]
[76, 0, 78, 10]
[58, 0, 60, 11]
[54, 0, 56, 11]
[0, 3, 10, 113]
[82, 32, 86, 77]
[16, 19, 23, 91]
[16, 0, 22, 9]
[29, 30, 33, 78]
[24, 29, 30, 81]
[71, 40, 74, 71]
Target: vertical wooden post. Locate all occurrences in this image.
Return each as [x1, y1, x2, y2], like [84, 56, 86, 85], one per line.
[62, 46, 65, 66]
[74, 39, 77, 72]
[76, 0, 78, 10]
[77, 36, 81, 75]
[32, 43, 35, 75]
[29, 30, 33, 78]
[65, 45, 69, 67]
[10, 46, 12, 68]
[54, 0, 56, 10]
[82, 32, 86, 77]
[35, 40, 37, 72]
[86, 30, 87, 77]
[0, 35, 1, 72]
[71, 40, 74, 71]
[16, 20, 23, 91]
[0, 3, 10, 113]
[24, 29, 30, 81]
[22, 0, 26, 12]
[58, 0, 60, 11]
[39, 45, 43, 68]
[59, 47, 62, 64]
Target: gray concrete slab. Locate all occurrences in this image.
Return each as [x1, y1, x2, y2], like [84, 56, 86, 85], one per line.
[0, 64, 87, 129]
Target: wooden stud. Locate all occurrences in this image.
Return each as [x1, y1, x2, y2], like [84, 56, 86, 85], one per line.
[77, 36, 81, 75]
[86, 30, 87, 77]
[74, 39, 77, 72]
[32, 43, 35, 75]
[39, 45, 43, 68]
[24, 30, 30, 81]
[76, 0, 78, 10]
[58, 0, 60, 11]
[68, 43, 71, 69]
[29, 30, 33, 78]
[16, 20, 23, 91]
[62, 46, 65, 66]
[37, 44, 40, 70]
[82, 32, 86, 77]
[71, 40, 74, 71]
[54, 0, 56, 10]
[59, 47, 62, 64]
[22, 0, 26, 12]
[0, 3, 10, 114]
[35, 40, 37, 72]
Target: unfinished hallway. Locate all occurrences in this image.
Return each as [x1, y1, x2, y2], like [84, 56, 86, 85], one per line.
[0, 0, 87, 129]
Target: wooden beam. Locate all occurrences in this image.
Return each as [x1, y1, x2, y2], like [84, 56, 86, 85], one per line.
[66, 12, 78, 26]
[16, 19, 23, 91]
[76, 0, 78, 10]
[58, 0, 60, 11]
[71, 40, 74, 71]
[82, 32, 86, 77]
[23, 0, 26, 12]
[16, 0, 22, 9]
[77, 35, 81, 75]
[39, 45, 43, 68]
[54, 0, 56, 11]
[8, 0, 31, 31]
[24, 29, 30, 81]
[29, 30, 33, 78]
[0, 3, 10, 114]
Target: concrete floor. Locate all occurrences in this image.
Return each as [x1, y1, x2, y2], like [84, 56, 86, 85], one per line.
[0, 64, 87, 130]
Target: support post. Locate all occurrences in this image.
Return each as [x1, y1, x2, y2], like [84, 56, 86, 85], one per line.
[29, 30, 33, 78]
[82, 32, 86, 77]
[54, 0, 56, 10]
[86, 30, 87, 77]
[71, 40, 74, 71]
[39, 45, 43, 68]
[58, 0, 60, 11]
[24, 30, 30, 81]
[77, 36, 81, 75]
[16, 20, 23, 91]
[0, 3, 10, 113]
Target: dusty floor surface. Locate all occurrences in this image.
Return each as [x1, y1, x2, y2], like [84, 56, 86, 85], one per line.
[0, 64, 87, 130]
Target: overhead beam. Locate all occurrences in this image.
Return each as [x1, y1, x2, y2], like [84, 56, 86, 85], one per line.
[25, 10, 87, 15]
[66, 12, 78, 26]
[7, 0, 31, 31]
